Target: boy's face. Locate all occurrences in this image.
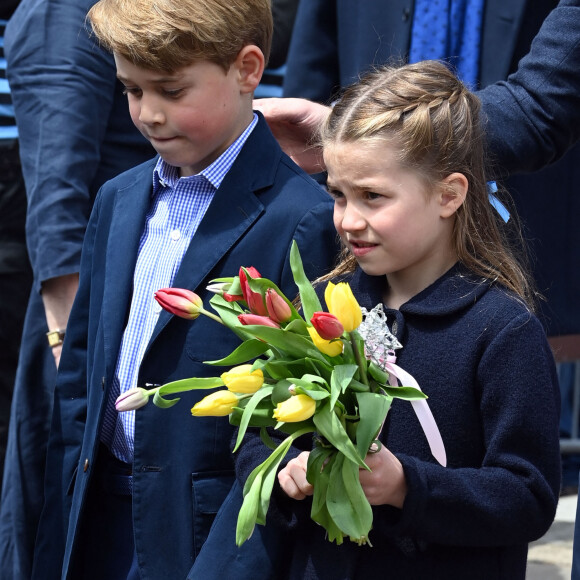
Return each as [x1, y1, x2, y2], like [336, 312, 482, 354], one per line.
[115, 54, 254, 177]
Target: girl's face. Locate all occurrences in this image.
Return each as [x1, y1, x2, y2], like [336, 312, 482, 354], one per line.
[324, 139, 460, 299]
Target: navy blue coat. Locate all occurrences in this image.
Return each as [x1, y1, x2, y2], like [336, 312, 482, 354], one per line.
[32, 116, 337, 580]
[0, 2, 154, 577]
[282, 0, 580, 337]
[235, 265, 561, 579]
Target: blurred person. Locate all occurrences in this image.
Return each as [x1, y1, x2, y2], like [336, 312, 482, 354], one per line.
[0, 0, 154, 577]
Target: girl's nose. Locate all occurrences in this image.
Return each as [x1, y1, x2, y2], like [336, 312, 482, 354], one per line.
[339, 202, 366, 232]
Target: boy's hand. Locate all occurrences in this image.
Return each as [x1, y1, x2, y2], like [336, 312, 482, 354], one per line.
[252, 98, 330, 174]
[278, 451, 313, 499]
[359, 445, 408, 509]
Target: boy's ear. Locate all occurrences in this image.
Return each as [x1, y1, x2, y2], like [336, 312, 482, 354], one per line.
[438, 172, 468, 218]
[234, 45, 265, 94]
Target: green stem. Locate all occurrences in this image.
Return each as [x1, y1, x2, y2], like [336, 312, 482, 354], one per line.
[200, 307, 224, 325]
[349, 331, 368, 386]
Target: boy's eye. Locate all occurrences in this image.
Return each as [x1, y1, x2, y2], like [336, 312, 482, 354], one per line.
[162, 88, 183, 98]
[122, 87, 142, 97]
[326, 187, 344, 200]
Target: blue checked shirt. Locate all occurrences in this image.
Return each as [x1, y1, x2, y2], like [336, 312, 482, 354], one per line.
[102, 114, 258, 464]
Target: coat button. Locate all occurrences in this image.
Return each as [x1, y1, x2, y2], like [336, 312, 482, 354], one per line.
[83, 459, 89, 472]
[402, 7, 410, 21]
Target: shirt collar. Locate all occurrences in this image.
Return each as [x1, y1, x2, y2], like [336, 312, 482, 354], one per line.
[152, 113, 258, 195]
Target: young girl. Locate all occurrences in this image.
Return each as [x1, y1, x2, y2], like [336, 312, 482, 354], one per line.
[239, 61, 561, 579]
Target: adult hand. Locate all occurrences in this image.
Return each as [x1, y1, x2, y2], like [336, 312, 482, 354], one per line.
[41, 272, 79, 368]
[359, 445, 408, 508]
[278, 450, 313, 499]
[253, 98, 330, 173]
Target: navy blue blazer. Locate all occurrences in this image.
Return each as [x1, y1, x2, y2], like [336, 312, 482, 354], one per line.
[32, 116, 337, 580]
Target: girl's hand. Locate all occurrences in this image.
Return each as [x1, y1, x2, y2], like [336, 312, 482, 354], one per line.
[359, 445, 408, 508]
[278, 451, 313, 500]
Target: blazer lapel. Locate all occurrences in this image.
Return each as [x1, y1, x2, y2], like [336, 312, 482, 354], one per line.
[101, 161, 156, 377]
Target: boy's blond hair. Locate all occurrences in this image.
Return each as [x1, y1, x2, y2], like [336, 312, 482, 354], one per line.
[88, 0, 272, 72]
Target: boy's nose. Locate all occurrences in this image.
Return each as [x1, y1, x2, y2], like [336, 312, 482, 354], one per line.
[138, 96, 164, 125]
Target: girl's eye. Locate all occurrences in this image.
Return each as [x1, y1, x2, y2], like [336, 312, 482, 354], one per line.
[364, 191, 382, 200]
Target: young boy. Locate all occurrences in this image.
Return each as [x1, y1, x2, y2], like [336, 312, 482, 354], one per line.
[31, 1, 336, 578]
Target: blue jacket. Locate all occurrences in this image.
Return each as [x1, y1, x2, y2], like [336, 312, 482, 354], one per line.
[236, 265, 561, 579]
[32, 115, 337, 580]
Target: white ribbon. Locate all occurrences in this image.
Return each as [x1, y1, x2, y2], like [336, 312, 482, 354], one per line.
[384, 352, 447, 466]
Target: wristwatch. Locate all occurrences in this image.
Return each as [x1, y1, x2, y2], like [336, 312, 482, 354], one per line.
[46, 328, 66, 347]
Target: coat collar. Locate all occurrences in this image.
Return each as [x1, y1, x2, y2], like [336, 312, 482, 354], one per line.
[348, 263, 492, 317]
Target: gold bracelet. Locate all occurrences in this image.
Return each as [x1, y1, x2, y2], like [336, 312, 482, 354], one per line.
[46, 329, 66, 348]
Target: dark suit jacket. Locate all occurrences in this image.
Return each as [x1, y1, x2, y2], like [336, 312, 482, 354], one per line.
[32, 116, 337, 580]
[283, 0, 580, 337]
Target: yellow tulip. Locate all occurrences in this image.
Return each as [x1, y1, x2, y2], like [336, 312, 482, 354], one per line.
[221, 365, 264, 394]
[307, 326, 343, 357]
[273, 394, 316, 422]
[191, 390, 239, 416]
[324, 282, 362, 332]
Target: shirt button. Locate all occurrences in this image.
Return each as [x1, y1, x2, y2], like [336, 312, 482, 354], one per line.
[153, 301, 162, 314]
[170, 229, 181, 241]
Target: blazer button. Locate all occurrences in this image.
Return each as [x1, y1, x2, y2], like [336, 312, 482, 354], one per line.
[402, 7, 411, 21]
[83, 459, 89, 472]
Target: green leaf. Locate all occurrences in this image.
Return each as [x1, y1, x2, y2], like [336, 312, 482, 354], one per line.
[271, 379, 293, 404]
[313, 403, 367, 469]
[355, 392, 392, 458]
[259, 427, 278, 450]
[289, 240, 322, 321]
[284, 318, 309, 335]
[236, 470, 263, 546]
[204, 339, 270, 366]
[229, 404, 276, 428]
[233, 386, 274, 452]
[239, 324, 330, 364]
[330, 364, 358, 410]
[152, 391, 181, 409]
[368, 361, 388, 384]
[153, 377, 225, 408]
[326, 454, 373, 542]
[381, 385, 428, 400]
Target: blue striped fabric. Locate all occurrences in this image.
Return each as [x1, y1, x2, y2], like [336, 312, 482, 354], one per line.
[102, 114, 258, 463]
[0, 20, 18, 143]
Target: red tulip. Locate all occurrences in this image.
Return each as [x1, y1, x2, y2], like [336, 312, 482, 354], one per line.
[238, 313, 281, 328]
[310, 311, 344, 340]
[239, 267, 268, 315]
[265, 288, 292, 323]
[155, 288, 203, 319]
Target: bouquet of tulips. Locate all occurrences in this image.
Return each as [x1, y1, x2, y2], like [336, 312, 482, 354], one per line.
[118, 241, 445, 546]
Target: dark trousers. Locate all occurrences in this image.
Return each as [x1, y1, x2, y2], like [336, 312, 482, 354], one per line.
[72, 445, 140, 580]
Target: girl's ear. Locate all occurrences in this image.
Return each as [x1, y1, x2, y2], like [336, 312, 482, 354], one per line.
[234, 45, 265, 94]
[438, 172, 468, 218]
